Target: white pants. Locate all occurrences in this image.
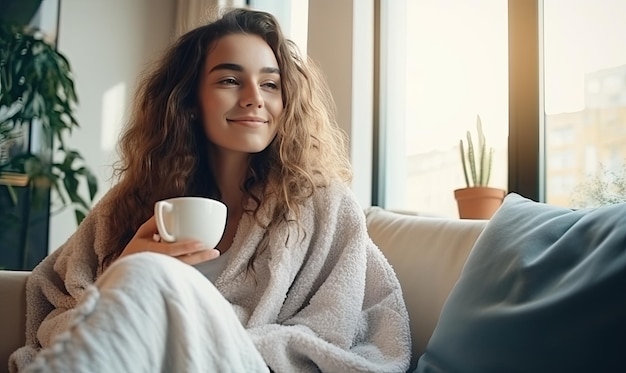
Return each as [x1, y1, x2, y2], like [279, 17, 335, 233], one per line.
[24, 252, 269, 373]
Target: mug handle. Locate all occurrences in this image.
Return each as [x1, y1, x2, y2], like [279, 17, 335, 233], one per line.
[154, 201, 176, 242]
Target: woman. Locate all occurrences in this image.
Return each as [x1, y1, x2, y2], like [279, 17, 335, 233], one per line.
[10, 8, 411, 373]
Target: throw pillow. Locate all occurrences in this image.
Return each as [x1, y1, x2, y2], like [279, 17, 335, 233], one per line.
[416, 193, 626, 373]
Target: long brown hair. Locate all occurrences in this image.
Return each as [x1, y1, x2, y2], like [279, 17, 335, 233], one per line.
[102, 8, 352, 269]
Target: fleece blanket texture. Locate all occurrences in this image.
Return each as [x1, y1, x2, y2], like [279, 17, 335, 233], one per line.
[9, 182, 411, 373]
[20, 252, 269, 373]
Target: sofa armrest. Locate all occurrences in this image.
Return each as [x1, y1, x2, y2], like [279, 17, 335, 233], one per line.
[365, 207, 487, 368]
[0, 270, 29, 373]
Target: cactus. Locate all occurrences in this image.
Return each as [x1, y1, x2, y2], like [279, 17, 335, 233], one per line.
[460, 115, 493, 187]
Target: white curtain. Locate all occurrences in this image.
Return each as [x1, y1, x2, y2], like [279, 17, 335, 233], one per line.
[175, 0, 247, 36]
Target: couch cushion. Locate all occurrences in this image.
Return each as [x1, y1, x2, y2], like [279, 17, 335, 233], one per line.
[0, 270, 29, 372]
[365, 207, 486, 370]
[416, 193, 626, 372]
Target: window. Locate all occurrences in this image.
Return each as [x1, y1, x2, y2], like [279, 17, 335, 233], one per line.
[377, 0, 626, 213]
[542, 0, 626, 207]
[377, 0, 508, 217]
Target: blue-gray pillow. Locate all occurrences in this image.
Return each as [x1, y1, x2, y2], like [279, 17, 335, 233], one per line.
[416, 193, 626, 373]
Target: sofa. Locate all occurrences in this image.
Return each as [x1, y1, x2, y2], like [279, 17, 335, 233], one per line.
[0, 205, 484, 372]
[2, 193, 625, 372]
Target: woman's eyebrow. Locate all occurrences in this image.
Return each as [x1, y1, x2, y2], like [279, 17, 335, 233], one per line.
[261, 67, 280, 75]
[209, 63, 280, 75]
[210, 63, 242, 73]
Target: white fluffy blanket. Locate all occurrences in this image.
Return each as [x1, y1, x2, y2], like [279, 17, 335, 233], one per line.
[9, 182, 411, 372]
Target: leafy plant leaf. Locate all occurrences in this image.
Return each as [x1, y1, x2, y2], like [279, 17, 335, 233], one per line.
[0, 22, 97, 228]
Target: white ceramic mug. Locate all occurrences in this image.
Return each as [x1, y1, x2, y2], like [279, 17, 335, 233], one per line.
[154, 197, 227, 249]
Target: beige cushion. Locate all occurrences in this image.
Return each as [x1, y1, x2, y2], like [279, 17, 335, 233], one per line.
[365, 207, 486, 367]
[0, 270, 28, 373]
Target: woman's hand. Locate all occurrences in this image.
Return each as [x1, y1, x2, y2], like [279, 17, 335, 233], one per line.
[118, 216, 220, 265]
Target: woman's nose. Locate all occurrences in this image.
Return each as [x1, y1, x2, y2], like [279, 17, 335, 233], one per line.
[240, 85, 263, 109]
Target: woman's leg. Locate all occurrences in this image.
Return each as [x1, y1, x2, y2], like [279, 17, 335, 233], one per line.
[24, 252, 268, 373]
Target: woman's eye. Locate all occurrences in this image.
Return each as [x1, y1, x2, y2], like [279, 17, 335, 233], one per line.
[262, 81, 279, 90]
[219, 78, 238, 85]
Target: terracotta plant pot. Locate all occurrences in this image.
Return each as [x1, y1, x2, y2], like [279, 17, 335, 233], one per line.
[454, 187, 506, 219]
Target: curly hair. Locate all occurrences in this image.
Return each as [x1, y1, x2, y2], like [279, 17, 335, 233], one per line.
[102, 8, 352, 270]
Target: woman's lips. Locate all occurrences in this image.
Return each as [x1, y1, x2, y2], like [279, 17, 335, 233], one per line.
[227, 117, 268, 127]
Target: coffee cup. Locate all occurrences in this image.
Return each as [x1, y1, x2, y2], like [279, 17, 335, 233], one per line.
[154, 197, 227, 249]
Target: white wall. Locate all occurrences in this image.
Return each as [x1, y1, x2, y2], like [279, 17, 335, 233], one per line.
[249, 0, 308, 53]
[307, 0, 374, 209]
[49, 0, 177, 252]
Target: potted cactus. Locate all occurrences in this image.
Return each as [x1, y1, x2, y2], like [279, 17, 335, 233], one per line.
[454, 115, 505, 219]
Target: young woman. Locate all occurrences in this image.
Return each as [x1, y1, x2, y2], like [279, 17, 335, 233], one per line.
[10, 8, 411, 373]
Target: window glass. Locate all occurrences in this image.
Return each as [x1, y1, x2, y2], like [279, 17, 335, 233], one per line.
[543, 0, 626, 208]
[379, 0, 508, 217]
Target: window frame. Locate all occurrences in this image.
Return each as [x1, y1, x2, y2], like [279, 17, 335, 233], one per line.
[508, 0, 544, 202]
[372, 0, 547, 207]
[373, 0, 544, 207]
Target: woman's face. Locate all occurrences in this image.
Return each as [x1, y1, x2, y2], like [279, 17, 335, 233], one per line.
[198, 33, 283, 155]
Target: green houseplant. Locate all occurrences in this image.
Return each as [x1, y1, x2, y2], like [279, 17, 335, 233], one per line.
[454, 115, 505, 219]
[0, 19, 98, 268]
[459, 115, 494, 188]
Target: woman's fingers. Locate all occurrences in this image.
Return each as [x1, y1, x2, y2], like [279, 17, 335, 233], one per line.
[136, 215, 158, 238]
[119, 215, 220, 265]
[161, 240, 208, 257]
[122, 238, 219, 265]
[175, 247, 221, 265]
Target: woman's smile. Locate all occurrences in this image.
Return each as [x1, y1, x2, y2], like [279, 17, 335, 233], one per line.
[227, 116, 268, 127]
